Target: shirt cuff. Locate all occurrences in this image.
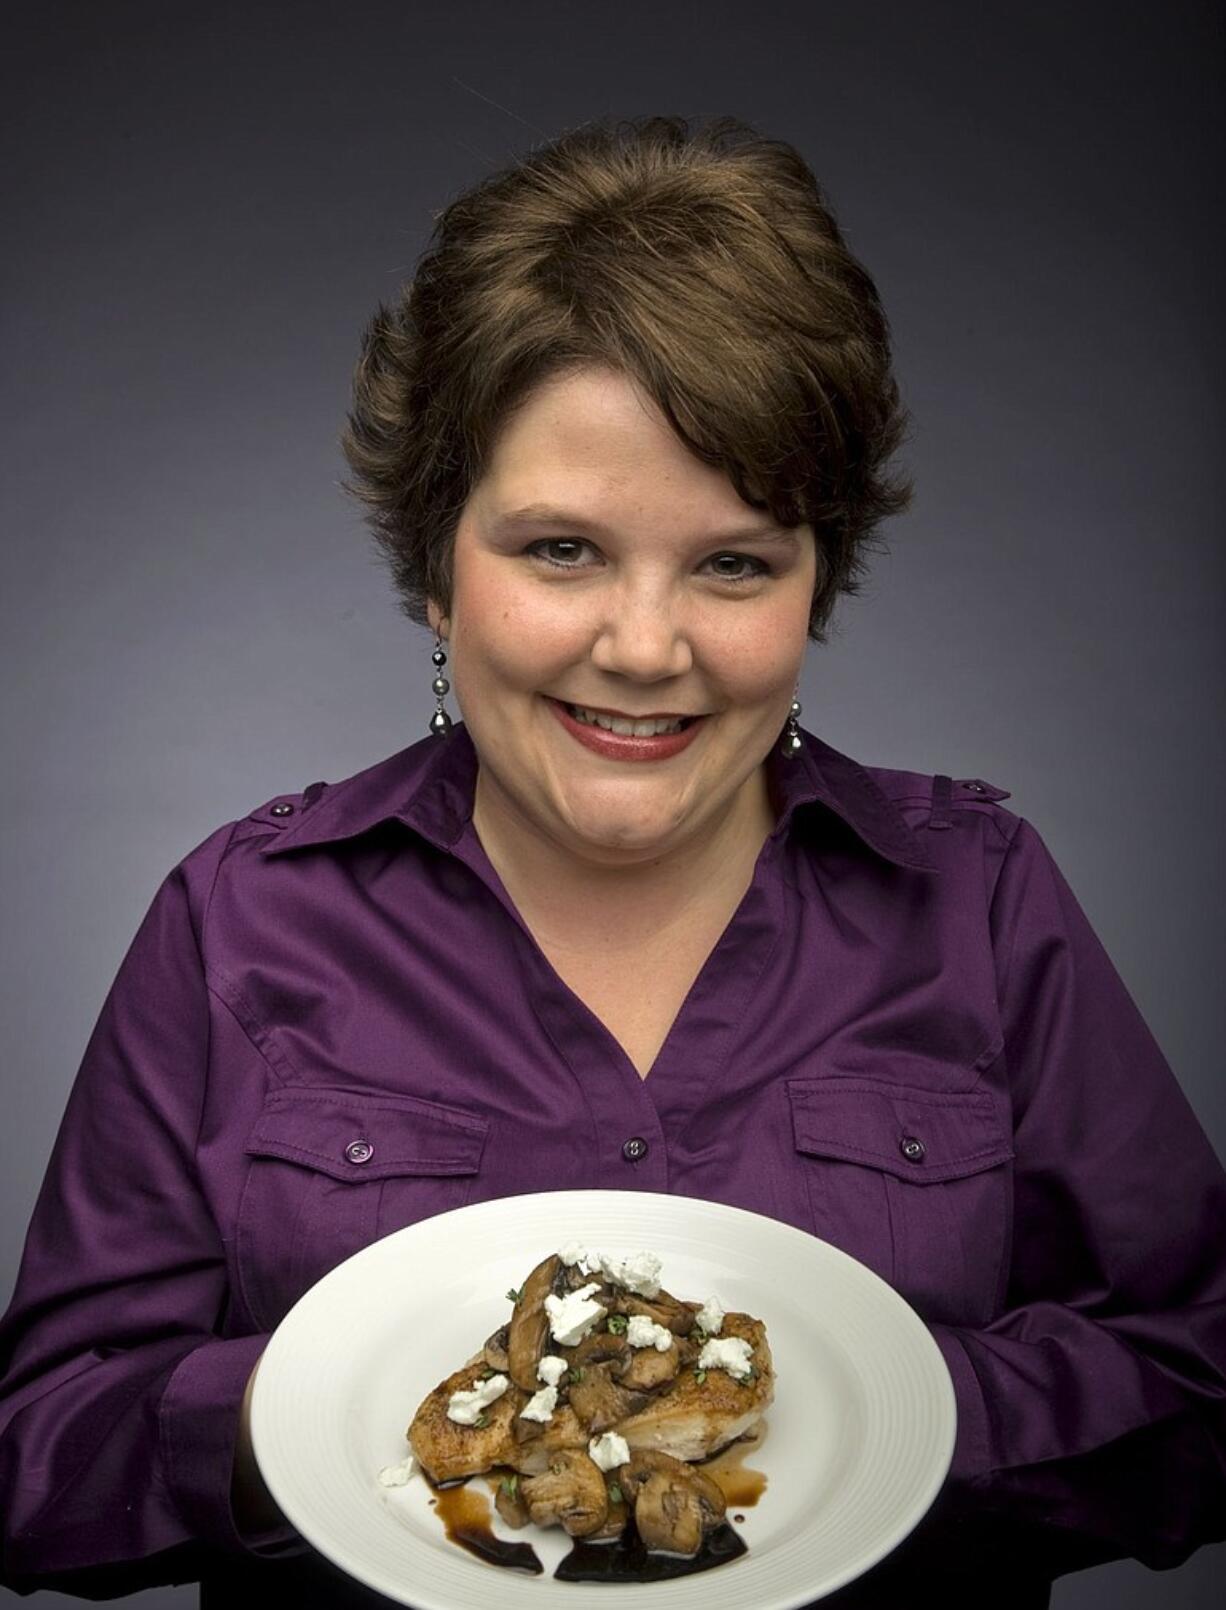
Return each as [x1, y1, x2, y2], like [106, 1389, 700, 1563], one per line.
[158, 1333, 308, 1559]
[928, 1323, 993, 1484]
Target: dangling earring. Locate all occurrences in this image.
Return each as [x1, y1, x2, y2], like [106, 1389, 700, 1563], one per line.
[780, 688, 802, 760]
[429, 630, 453, 738]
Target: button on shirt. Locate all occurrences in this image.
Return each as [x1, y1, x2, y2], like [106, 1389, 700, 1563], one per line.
[1, 724, 1224, 1607]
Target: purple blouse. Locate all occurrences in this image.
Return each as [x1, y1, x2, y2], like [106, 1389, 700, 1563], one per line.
[2, 722, 1224, 1606]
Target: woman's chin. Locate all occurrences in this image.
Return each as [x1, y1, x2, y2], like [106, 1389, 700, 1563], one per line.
[565, 822, 681, 860]
[551, 800, 690, 861]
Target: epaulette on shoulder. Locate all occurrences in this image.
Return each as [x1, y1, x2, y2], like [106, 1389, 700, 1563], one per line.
[244, 779, 329, 832]
[927, 774, 1011, 831]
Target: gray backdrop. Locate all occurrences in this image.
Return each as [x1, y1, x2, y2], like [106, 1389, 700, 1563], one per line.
[2, 2, 1222, 1605]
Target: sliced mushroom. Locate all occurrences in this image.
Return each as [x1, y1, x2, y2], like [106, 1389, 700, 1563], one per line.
[617, 1339, 680, 1391]
[493, 1470, 531, 1528]
[562, 1263, 611, 1292]
[610, 1287, 695, 1336]
[519, 1449, 609, 1537]
[619, 1451, 726, 1514]
[568, 1326, 629, 1367]
[585, 1476, 631, 1541]
[482, 1323, 511, 1373]
[510, 1410, 547, 1447]
[617, 1448, 685, 1501]
[566, 1360, 650, 1433]
[633, 1471, 722, 1554]
[675, 1328, 707, 1369]
[619, 1450, 725, 1555]
[507, 1253, 565, 1392]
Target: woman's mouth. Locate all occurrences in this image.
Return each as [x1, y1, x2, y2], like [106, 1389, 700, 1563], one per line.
[546, 697, 706, 761]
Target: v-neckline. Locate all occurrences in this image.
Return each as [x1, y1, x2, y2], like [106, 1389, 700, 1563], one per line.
[457, 818, 786, 1088]
[527, 918, 735, 1083]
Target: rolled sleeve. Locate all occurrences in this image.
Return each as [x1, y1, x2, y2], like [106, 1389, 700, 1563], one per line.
[0, 831, 304, 1588]
[925, 819, 1226, 1572]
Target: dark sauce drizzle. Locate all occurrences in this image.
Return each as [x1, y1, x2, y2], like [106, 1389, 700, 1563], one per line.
[427, 1477, 543, 1574]
[556, 1516, 747, 1583]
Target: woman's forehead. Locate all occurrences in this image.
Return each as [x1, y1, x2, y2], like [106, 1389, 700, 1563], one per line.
[472, 377, 774, 537]
[489, 367, 682, 466]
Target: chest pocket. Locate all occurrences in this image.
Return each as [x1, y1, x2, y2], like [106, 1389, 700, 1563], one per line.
[786, 1077, 1014, 1327]
[235, 1087, 488, 1330]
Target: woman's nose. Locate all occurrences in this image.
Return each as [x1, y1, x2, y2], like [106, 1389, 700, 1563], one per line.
[588, 592, 694, 682]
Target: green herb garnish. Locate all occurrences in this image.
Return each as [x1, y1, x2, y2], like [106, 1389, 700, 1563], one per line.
[501, 1473, 519, 1498]
[506, 1286, 524, 1305]
[606, 1314, 629, 1335]
[693, 1367, 708, 1384]
[474, 1412, 489, 1428]
[608, 1483, 623, 1505]
[479, 1367, 497, 1380]
[568, 1366, 586, 1384]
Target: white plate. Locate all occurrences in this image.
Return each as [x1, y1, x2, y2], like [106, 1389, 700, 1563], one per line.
[252, 1190, 956, 1609]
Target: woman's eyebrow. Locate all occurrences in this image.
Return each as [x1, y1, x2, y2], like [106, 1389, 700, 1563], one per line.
[491, 503, 801, 545]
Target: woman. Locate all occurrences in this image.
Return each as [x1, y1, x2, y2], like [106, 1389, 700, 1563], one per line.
[2, 116, 1223, 1608]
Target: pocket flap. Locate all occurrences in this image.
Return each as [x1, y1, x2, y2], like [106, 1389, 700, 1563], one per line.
[786, 1077, 1012, 1182]
[245, 1087, 488, 1182]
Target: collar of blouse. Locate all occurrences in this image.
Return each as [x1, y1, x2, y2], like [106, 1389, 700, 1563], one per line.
[257, 721, 941, 874]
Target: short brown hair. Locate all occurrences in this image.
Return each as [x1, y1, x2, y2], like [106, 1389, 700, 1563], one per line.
[341, 114, 913, 644]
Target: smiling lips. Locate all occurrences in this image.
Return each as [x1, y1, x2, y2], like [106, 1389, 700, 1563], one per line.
[548, 697, 707, 761]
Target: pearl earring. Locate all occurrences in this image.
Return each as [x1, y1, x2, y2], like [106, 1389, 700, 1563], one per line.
[428, 631, 452, 738]
[781, 691, 802, 760]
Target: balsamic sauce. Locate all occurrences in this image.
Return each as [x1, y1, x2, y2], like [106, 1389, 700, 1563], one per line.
[698, 1430, 770, 1510]
[556, 1516, 747, 1582]
[427, 1478, 544, 1574]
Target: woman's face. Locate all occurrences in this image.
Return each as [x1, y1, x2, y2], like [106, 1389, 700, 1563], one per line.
[428, 364, 818, 869]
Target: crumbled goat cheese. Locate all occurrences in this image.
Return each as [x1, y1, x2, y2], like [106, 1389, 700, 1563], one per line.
[377, 1454, 416, 1486]
[697, 1336, 754, 1381]
[626, 1314, 673, 1351]
[597, 1250, 662, 1297]
[519, 1385, 558, 1423]
[544, 1282, 607, 1346]
[537, 1354, 569, 1387]
[696, 1296, 726, 1335]
[446, 1372, 509, 1424]
[588, 1430, 631, 1472]
[558, 1241, 599, 1274]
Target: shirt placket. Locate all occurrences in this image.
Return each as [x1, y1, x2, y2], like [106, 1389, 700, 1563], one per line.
[446, 823, 669, 1190]
[638, 834, 787, 1149]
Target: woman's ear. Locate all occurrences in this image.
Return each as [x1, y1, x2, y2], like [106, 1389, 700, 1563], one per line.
[426, 599, 449, 638]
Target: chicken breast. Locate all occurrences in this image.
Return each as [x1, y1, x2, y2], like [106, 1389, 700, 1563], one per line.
[409, 1354, 600, 1479]
[407, 1359, 525, 1484]
[614, 1311, 774, 1462]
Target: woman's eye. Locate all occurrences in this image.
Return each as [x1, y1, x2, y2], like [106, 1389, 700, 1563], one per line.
[529, 539, 592, 569]
[707, 553, 769, 585]
[526, 541, 769, 585]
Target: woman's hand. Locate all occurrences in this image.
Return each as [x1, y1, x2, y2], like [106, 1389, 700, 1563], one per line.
[231, 1352, 288, 1536]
